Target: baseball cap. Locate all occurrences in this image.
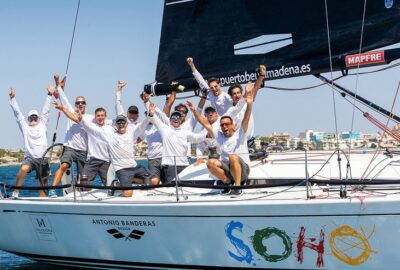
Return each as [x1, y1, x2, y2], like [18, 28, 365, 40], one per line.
[28, 110, 39, 117]
[170, 111, 182, 119]
[128, 105, 139, 113]
[204, 105, 216, 113]
[115, 114, 127, 122]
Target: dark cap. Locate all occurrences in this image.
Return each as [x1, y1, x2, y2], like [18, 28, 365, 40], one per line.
[127, 105, 139, 113]
[115, 114, 127, 122]
[204, 105, 216, 113]
[170, 111, 182, 118]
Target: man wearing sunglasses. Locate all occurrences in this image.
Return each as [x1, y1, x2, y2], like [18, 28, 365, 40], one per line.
[188, 82, 255, 197]
[148, 103, 207, 183]
[9, 86, 54, 198]
[79, 114, 157, 197]
[48, 74, 93, 198]
[115, 80, 140, 126]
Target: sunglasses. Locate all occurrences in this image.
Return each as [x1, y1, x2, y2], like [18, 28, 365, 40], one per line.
[170, 114, 181, 120]
[220, 122, 232, 128]
[116, 120, 127, 125]
[28, 115, 38, 122]
[205, 109, 216, 114]
[128, 110, 138, 114]
[75, 101, 86, 105]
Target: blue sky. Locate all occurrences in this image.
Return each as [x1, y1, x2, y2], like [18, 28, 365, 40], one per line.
[1, 0, 400, 149]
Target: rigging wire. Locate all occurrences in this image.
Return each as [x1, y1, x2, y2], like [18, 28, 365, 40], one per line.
[324, 0, 344, 196]
[347, 0, 368, 168]
[360, 80, 400, 180]
[53, 0, 81, 134]
[323, 0, 339, 138]
[48, 0, 81, 173]
[66, 0, 81, 76]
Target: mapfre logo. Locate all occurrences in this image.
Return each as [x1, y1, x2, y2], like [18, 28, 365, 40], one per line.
[345, 51, 385, 67]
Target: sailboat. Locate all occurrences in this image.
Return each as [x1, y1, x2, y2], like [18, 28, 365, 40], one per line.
[1, 0, 400, 269]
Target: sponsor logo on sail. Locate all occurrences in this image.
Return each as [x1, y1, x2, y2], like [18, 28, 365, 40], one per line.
[219, 64, 312, 86]
[234, 34, 293, 55]
[345, 51, 385, 67]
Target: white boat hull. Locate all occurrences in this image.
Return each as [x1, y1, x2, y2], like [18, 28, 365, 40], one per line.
[0, 187, 398, 270]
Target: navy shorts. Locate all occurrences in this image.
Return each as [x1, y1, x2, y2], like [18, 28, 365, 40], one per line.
[116, 165, 153, 187]
[148, 158, 164, 182]
[60, 146, 87, 175]
[81, 157, 110, 185]
[162, 165, 187, 184]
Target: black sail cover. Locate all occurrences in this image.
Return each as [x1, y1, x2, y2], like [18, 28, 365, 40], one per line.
[146, 0, 400, 95]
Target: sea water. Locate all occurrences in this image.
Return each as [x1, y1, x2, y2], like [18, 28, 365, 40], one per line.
[0, 161, 147, 269]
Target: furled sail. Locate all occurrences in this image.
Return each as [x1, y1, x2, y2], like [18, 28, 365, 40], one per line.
[145, 0, 400, 95]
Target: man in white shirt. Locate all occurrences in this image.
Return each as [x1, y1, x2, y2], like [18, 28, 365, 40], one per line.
[53, 104, 111, 189]
[139, 91, 175, 184]
[187, 57, 232, 116]
[148, 104, 206, 183]
[195, 105, 221, 163]
[80, 114, 155, 197]
[48, 75, 92, 198]
[9, 86, 54, 197]
[226, 65, 266, 141]
[189, 82, 255, 197]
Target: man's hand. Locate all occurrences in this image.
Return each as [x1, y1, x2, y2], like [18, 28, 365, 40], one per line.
[245, 82, 254, 104]
[9, 87, 15, 99]
[47, 84, 56, 96]
[117, 80, 127, 91]
[53, 101, 64, 111]
[259, 65, 266, 76]
[141, 91, 151, 103]
[186, 57, 196, 72]
[148, 102, 155, 116]
[186, 101, 196, 112]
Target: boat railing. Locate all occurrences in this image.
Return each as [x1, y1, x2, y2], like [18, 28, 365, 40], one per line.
[2, 149, 400, 201]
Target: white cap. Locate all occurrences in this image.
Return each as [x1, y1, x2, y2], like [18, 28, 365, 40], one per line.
[28, 110, 39, 117]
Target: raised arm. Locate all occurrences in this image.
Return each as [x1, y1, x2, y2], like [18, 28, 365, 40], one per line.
[9, 88, 25, 123]
[133, 116, 150, 140]
[115, 80, 127, 116]
[186, 101, 214, 138]
[242, 82, 254, 133]
[187, 57, 209, 92]
[163, 90, 176, 117]
[53, 101, 80, 124]
[253, 65, 266, 100]
[148, 103, 170, 137]
[141, 92, 170, 124]
[55, 81, 74, 113]
[40, 84, 55, 127]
